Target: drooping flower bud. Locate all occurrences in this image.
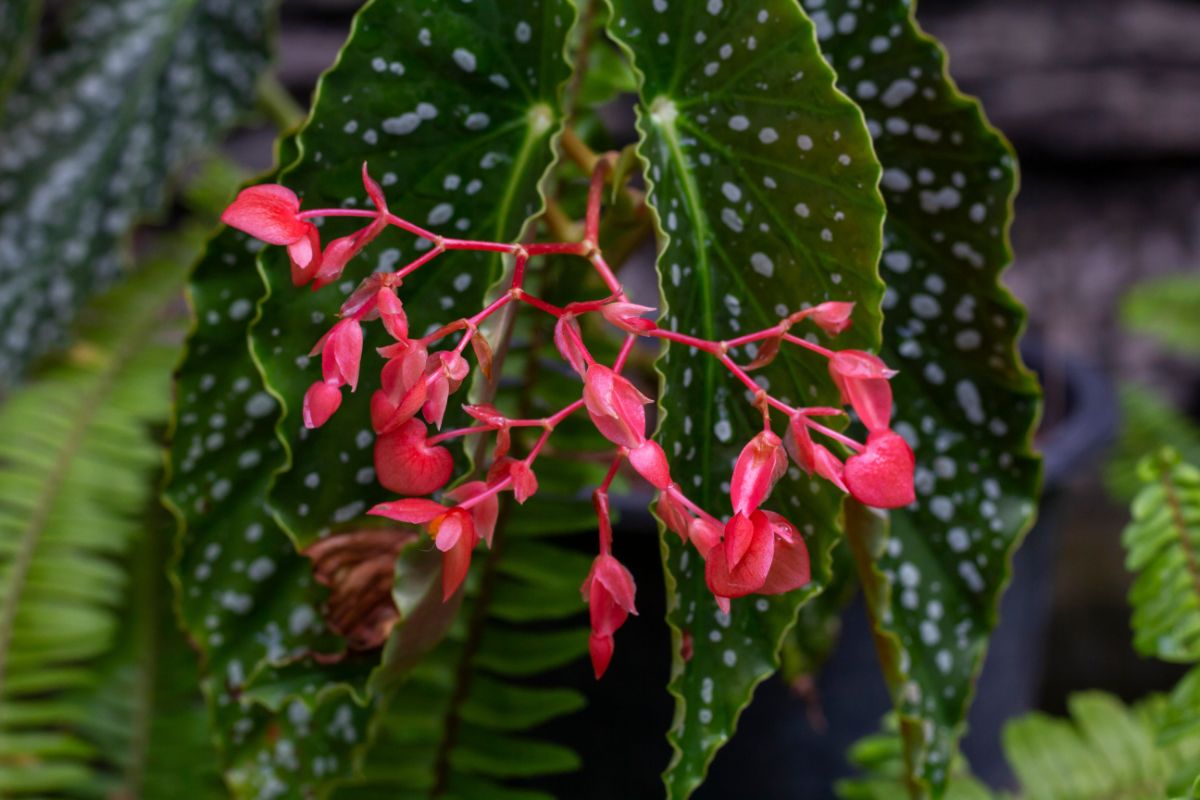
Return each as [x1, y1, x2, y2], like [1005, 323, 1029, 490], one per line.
[829, 350, 896, 433]
[302, 380, 342, 429]
[657, 489, 692, 543]
[554, 314, 589, 378]
[730, 430, 788, 515]
[430, 508, 477, 600]
[844, 430, 916, 508]
[373, 419, 453, 496]
[808, 301, 854, 335]
[583, 364, 651, 450]
[600, 301, 658, 335]
[582, 554, 638, 678]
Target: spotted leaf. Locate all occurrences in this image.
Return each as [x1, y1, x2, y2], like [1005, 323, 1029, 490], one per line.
[605, 0, 887, 795]
[251, 0, 575, 549]
[165, 217, 378, 796]
[809, 0, 1041, 794]
[0, 0, 272, 387]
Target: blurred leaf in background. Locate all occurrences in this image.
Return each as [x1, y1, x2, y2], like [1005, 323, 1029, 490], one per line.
[1122, 272, 1200, 359]
[0, 0, 274, 389]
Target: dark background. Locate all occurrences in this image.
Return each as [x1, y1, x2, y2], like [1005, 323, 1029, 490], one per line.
[234, 0, 1200, 795]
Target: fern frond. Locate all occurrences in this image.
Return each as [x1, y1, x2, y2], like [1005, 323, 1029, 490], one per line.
[0, 241, 218, 796]
[1105, 386, 1200, 502]
[1123, 449, 1200, 662]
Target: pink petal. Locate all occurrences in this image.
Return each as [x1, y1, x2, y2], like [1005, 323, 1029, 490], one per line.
[705, 511, 775, 598]
[589, 633, 615, 679]
[813, 444, 849, 493]
[688, 517, 722, 559]
[583, 365, 648, 449]
[444, 481, 499, 547]
[422, 374, 450, 429]
[373, 419, 454, 496]
[288, 226, 322, 286]
[221, 185, 308, 245]
[758, 512, 811, 595]
[554, 315, 589, 378]
[441, 524, 476, 601]
[368, 498, 447, 524]
[361, 162, 389, 213]
[600, 301, 658, 335]
[629, 440, 671, 489]
[829, 350, 896, 433]
[808, 301, 854, 335]
[730, 430, 787, 514]
[845, 430, 916, 508]
[302, 381, 342, 428]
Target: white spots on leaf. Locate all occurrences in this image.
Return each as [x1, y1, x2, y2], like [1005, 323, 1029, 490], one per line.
[427, 203, 454, 226]
[794, 202, 810, 218]
[796, 134, 813, 151]
[515, 21, 532, 43]
[728, 115, 750, 131]
[721, 182, 742, 202]
[707, 0, 723, 14]
[758, 127, 778, 144]
[382, 113, 421, 136]
[882, 168, 911, 192]
[881, 79, 917, 108]
[465, 112, 490, 130]
[720, 208, 744, 232]
[714, 420, 732, 443]
[452, 48, 477, 73]
[956, 380, 985, 424]
[750, 252, 774, 277]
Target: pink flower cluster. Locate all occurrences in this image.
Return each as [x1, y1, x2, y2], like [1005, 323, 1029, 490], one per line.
[220, 160, 915, 678]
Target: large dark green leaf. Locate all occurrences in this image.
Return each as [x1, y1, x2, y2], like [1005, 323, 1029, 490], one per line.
[604, 1, 886, 795]
[0, 0, 272, 386]
[164, 223, 378, 798]
[809, 0, 1041, 792]
[0, 0, 40, 106]
[0, 240, 192, 796]
[253, 0, 575, 549]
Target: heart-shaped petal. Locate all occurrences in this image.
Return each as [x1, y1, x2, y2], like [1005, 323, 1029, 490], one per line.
[844, 430, 916, 509]
[374, 418, 453, 496]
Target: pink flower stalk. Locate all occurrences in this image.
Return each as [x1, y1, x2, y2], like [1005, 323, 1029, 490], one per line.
[227, 153, 912, 677]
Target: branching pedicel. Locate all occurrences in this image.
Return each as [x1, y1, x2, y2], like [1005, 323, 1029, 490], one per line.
[220, 158, 916, 678]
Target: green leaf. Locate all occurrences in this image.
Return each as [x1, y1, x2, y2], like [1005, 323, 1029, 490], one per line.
[0, 0, 273, 386]
[1122, 449, 1200, 662]
[781, 537, 857, 681]
[1158, 666, 1200, 748]
[252, 0, 576, 550]
[836, 715, 992, 800]
[1003, 693, 1172, 800]
[810, 0, 1042, 792]
[1106, 385, 1200, 502]
[0, 0, 40, 106]
[1122, 272, 1200, 358]
[0, 238, 193, 796]
[844, 687, 1200, 800]
[604, 2, 886, 795]
[164, 220, 380, 798]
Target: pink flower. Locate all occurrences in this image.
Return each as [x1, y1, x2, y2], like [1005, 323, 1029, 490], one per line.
[489, 458, 538, 504]
[582, 553, 637, 678]
[844, 430, 916, 508]
[312, 319, 363, 390]
[730, 430, 787, 515]
[422, 352, 470, 429]
[220, 184, 323, 286]
[444, 481, 500, 547]
[705, 510, 775, 598]
[371, 344, 428, 434]
[583, 364, 651, 450]
[373, 418, 453, 496]
[829, 350, 896, 433]
[784, 414, 849, 492]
